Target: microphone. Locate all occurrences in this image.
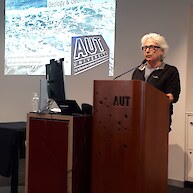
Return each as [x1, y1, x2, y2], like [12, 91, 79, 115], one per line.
[113, 59, 147, 80]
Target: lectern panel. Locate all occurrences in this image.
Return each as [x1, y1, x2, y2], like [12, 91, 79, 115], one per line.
[91, 80, 169, 193]
[28, 118, 68, 193]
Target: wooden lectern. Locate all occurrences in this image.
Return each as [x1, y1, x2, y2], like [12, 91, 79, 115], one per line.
[91, 80, 169, 193]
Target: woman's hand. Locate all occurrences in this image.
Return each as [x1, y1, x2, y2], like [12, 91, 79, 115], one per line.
[166, 93, 174, 103]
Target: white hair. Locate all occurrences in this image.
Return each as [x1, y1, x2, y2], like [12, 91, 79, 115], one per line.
[141, 33, 169, 59]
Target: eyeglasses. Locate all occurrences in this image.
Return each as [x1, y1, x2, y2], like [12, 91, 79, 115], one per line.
[142, 45, 160, 52]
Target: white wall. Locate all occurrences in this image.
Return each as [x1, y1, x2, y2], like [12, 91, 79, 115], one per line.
[1, 0, 193, 184]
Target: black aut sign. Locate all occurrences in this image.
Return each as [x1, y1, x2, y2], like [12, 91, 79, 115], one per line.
[113, 96, 131, 107]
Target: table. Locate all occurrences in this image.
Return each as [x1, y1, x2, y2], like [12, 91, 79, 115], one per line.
[25, 113, 92, 193]
[0, 122, 26, 193]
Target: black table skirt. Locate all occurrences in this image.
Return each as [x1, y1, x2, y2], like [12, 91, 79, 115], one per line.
[0, 122, 26, 177]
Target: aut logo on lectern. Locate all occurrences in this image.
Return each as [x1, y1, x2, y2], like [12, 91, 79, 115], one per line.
[114, 96, 131, 107]
[71, 35, 109, 75]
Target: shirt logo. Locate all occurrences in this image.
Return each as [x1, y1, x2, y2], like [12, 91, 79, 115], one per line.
[152, 75, 159, 79]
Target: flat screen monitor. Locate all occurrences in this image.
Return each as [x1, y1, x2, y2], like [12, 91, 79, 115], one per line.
[46, 58, 65, 105]
[39, 78, 53, 113]
[46, 58, 82, 115]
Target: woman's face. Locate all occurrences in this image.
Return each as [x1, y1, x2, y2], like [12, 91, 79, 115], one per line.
[142, 38, 164, 63]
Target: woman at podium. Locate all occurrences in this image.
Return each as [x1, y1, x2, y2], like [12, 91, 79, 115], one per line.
[132, 32, 181, 131]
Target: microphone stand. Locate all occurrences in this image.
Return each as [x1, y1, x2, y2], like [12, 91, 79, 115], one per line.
[113, 59, 147, 80]
[113, 65, 140, 80]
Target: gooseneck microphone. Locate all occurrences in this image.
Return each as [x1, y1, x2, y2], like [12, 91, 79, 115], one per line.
[113, 59, 147, 80]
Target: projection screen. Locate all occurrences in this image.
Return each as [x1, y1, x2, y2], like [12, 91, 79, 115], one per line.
[5, 0, 116, 76]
